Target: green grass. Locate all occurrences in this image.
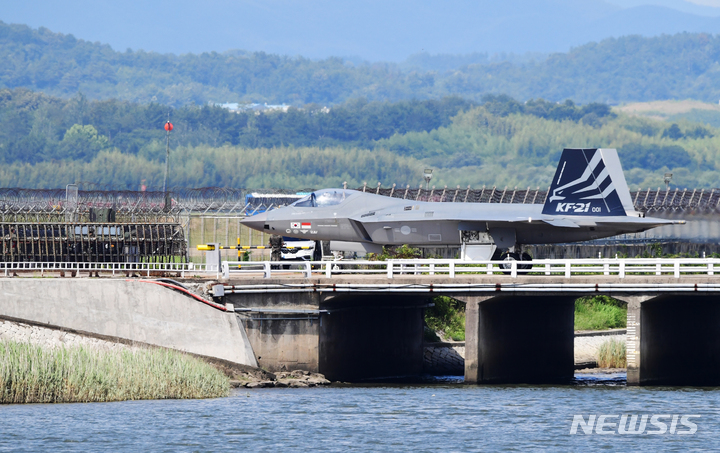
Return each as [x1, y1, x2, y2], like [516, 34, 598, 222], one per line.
[597, 338, 627, 368]
[575, 296, 627, 331]
[0, 341, 229, 404]
[425, 296, 466, 341]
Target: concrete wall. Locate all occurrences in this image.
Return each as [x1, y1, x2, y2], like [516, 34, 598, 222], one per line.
[0, 318, 137, 351]
[228, 286, 427, 381]
[240, 315, 320, 373]
[0, 278, 256, 367]
[229, 290, 321, 373]
[424, 343, 465, 375]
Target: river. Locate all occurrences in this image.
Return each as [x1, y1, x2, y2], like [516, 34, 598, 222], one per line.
[0, 373, 718, 452]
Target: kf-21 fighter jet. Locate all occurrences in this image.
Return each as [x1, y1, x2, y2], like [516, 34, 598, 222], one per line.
[242, 148, 684, 262]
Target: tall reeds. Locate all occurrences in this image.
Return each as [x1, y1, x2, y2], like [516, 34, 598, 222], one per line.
[597, 338, 627, 368]
[0, 340, 229, 404]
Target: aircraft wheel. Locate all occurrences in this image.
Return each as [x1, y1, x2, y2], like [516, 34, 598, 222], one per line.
[500, 252, 521, 274]
[520, 252, 533, 270]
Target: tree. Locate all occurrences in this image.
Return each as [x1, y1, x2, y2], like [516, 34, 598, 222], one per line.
[662, 124, 684, 140]
[58, 124, 109, 160]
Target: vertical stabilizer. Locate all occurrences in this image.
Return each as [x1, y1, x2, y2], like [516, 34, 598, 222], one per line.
[542, 148, 636, 216]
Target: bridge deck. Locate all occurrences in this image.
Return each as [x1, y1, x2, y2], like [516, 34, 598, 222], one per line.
[221, 274, 720, 296]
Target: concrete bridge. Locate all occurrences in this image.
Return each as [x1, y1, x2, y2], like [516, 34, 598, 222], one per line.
[2, 258, 720, 386]
[215, 258, 720, 386]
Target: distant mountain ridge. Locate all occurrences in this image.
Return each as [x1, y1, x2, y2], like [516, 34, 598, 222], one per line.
[2, 21, 720, 105]
[3, 0, 720, 61]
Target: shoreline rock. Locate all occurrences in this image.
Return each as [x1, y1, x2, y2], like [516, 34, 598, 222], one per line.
[575, 367, 626, 374]
[230, 369, 331, 388]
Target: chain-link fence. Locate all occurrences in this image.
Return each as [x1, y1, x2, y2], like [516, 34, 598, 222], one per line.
[2, 186, 719, 220]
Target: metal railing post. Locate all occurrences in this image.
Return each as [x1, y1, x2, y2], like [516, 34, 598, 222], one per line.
[325, 261, 332, 278]
[674, 261, 680, 278]
[387, 261, 393, 279]
[304, 261, 311, 278]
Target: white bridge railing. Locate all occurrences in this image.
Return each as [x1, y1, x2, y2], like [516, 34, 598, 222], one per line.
[221, 258, 720, 280]
[0, 261, 210, 277]
[4, 258, 720, 280]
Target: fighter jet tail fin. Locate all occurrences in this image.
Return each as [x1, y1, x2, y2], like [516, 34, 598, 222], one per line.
[542, 148, 637, 217]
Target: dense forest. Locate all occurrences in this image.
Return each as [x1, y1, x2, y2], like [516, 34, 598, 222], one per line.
[0, 88, 474, 163]
[4, 21, 720, 105]
[1, 87, 718, 190]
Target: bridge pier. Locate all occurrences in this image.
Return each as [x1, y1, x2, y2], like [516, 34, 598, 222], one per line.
[459, 295, 575, 384]
[620, 294, 720, 386]
[225, 275, 720, 386]
[230, 291, 427, 381]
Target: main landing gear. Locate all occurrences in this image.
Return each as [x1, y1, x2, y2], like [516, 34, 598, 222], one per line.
[499, 248, 533, 273]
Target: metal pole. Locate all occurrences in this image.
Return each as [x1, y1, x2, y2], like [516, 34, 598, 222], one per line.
[163, 120, 171, 194]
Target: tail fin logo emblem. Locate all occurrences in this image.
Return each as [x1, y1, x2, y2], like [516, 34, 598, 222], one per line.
[543, 149, 631, 217]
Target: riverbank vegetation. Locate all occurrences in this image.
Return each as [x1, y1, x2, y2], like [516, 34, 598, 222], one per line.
[0, 341, 229, 404]
[424, 295, 626, 342]
[597, 338, 627, 368]
[574, 296, 627, 331]
[425, 296, 466, 342]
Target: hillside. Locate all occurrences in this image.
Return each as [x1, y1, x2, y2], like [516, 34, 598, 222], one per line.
[0, 88, 474, 164]
[4, 22, 720, 105]
[616, 100, 720, 127]
[1, 88, 718, 190]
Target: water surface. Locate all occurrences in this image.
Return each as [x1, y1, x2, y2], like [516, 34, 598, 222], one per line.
[0, 373, 717, 452]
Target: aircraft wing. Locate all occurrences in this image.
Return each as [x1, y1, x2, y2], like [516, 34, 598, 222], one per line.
[461, 215, 580, 228]
[541, 218, 579, 228]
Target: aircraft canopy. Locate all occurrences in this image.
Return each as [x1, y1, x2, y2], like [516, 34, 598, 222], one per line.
[291, 189, 355, 208]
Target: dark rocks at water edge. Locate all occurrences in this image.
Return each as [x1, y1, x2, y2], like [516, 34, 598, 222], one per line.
[230, 369, 331, 388]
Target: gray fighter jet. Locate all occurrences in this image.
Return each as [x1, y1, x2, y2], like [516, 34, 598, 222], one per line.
[242, 148, 684, 261]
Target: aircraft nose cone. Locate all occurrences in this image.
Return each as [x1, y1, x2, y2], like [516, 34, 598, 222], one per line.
[241, 212, 268, 231]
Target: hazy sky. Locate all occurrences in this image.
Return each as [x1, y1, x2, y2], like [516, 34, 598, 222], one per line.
[683, 0, 720, 6]
[1, 0, 720, 60]
[609, 0, 719, 10]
